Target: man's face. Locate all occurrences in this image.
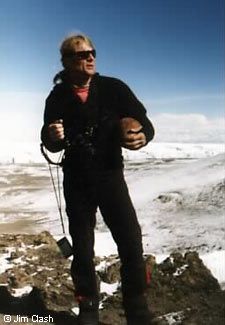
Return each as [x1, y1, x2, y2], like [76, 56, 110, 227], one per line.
[64, 41, 96, 78]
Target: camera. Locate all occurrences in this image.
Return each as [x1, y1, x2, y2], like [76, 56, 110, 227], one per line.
[64, 125, 97, 168]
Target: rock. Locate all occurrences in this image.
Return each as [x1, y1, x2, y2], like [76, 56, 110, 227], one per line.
[97, 255, 121, 283]
[155, 192, 183, 211]
[0, 232, 224, 324]
[0, 232, 75, 315]
[155, 179, 225, 214]
[197, 179, 225, 208]
[100, 251, 224, 324]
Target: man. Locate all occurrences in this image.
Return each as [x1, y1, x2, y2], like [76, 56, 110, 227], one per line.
[41, 34, 155, 325]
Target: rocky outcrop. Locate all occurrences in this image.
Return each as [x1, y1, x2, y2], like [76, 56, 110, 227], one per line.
[0, 232, 224, 324]
[155, 178, 225, 212]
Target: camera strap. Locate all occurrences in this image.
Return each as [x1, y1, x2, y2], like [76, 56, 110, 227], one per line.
[40, 143, 66, 235]
[40, 143, 64, 166]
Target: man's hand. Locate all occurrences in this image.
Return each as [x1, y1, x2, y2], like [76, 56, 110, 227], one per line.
[120, 117, 147, 150]
[48, 119, 65, 142]
[123, 131, 146, 150]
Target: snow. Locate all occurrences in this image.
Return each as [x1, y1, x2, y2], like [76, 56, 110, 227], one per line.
[71, 307, 79, 315]
[0, 253, 14, 274]
[0, 247, 16, 274]
[158, 310, 187, 324]
[100, 281, 119, 296]
[201, 250, 225, 289]
[11, 285, 33, 297]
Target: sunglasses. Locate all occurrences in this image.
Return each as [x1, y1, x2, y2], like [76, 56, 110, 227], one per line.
[64, 49, 96, 60]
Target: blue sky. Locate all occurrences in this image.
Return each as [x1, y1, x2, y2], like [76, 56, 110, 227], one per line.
[0, 0, 224, 143]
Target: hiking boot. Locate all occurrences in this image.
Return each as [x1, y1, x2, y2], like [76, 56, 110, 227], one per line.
[123, 294, 153, 325]
[77, 297, 99, 325]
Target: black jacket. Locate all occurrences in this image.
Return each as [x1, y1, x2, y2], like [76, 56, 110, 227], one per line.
[41, 73, 154, 170]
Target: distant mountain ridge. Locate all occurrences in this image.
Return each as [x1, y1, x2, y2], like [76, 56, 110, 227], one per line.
[0, 141, 224, 164]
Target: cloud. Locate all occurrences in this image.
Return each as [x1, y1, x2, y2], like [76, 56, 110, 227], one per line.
[144, 93, 224, 117]
[148, 94, 224, 105]
[0, 92, 224, 145]
[0, 92, 46, 142]
[151, 113, 225, 143]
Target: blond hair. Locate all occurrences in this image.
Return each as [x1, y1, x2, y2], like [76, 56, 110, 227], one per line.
[60, 34, 95, 57]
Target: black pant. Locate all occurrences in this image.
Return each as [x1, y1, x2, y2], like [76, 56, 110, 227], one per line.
[63, 168, 147, 299]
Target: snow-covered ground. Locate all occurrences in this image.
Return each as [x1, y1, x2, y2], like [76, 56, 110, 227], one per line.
[0, 142, 224, 287]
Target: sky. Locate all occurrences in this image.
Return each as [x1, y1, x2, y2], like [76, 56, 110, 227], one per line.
[0, 0, 224, 143]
